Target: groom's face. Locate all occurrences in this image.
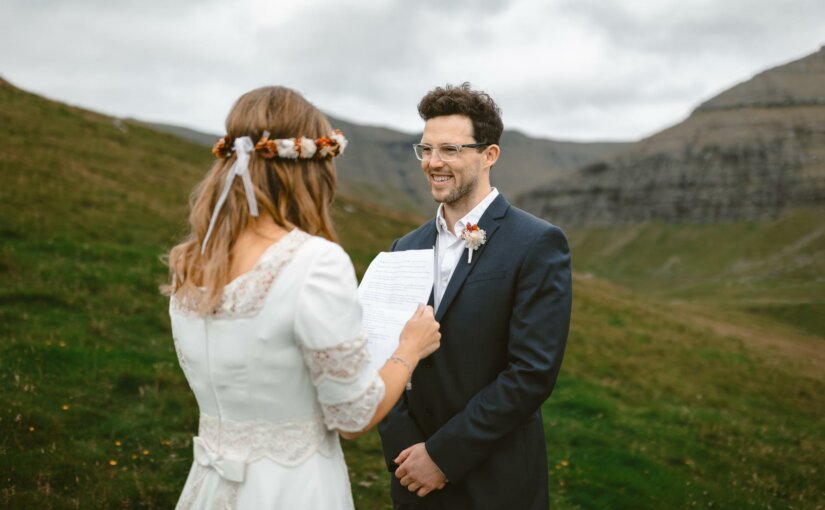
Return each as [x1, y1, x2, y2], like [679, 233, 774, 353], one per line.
[420, 114, 489, 208]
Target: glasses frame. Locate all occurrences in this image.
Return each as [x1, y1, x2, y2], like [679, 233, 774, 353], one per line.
[412, 142, 490, 162]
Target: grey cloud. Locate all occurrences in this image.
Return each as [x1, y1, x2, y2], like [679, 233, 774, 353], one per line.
[560, 0, 825, 58]
[417, 0, 511, 13]
[1, 0, 822, 141]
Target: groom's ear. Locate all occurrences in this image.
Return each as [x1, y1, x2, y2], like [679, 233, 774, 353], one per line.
[484, 144, 500, 169]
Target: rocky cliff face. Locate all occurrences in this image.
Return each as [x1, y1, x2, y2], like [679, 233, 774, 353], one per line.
[518, 47, 825, 225]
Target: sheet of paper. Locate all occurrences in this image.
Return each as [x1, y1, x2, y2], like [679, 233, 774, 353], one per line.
[358, 249, 434, 372]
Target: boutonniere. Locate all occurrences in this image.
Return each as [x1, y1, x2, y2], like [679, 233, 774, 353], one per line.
[460, 223, 487, 263]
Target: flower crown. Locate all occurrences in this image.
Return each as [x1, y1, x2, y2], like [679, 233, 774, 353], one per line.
[211, 129, 348, 160]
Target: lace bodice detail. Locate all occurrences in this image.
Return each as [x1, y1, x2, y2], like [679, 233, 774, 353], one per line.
[171, 229, 310, 318]
[176, 414, 340, 510]
[197, 413, 336, 465]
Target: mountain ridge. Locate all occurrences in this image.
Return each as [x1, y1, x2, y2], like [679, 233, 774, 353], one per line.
[136, 110, 628, 216]
[518, 47, 825, 225]
[697, 45, 825, 112]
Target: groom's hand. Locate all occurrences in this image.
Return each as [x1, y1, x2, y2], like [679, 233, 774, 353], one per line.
[394, 442, 447, 497]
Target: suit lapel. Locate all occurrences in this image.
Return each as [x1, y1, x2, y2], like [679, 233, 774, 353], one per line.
[435, 195, 509, 321]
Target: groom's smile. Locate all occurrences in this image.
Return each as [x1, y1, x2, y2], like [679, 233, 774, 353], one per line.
[420, 114, 490, 212]
[430, 173, 454, 187]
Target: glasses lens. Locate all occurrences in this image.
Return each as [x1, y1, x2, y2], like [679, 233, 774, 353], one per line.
[438, 145, 460, 161]
[414, 144, 432, 160]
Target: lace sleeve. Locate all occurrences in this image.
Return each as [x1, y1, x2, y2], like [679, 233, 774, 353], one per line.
[300, 335, 385, 432]
[320, 373, 385, 432]
[301, 334, 370, 383]
[293, 241, 385, 432]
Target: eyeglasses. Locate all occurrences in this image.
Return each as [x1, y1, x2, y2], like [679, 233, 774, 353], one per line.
[412, 143, 489, 162]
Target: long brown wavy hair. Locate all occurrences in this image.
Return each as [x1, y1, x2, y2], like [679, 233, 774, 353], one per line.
[164, 86, 338, 313]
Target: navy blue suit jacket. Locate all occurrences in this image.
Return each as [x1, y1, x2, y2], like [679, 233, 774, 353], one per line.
[378, 194, 572, 510]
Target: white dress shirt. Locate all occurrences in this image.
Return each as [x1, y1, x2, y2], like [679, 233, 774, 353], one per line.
[433, 188, 500, 311]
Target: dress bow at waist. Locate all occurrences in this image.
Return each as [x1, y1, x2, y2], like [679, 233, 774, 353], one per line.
[193, 437, 246, 483]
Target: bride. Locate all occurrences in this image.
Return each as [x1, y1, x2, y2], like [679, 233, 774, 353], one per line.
[163, 86, 441, 509]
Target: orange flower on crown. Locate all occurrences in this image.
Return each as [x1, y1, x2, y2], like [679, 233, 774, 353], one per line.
[212, 130, 348, 160]
[315, 136, 337, 158]
[254, 134, 278, 159]
[211, 135, 231, 158]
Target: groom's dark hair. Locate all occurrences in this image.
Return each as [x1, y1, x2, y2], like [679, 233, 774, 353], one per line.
[418, 82, 504, 146]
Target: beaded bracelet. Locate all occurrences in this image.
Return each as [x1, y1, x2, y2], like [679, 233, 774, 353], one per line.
[389, 356, 413, 390]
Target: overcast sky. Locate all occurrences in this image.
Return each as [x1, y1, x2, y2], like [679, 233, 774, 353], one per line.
[2, 0, 823, 141]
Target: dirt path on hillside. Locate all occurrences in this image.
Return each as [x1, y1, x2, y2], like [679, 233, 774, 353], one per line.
[672, 304, 825, 379]
[575, 272, 825, 380]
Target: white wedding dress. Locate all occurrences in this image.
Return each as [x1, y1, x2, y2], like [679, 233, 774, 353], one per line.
[170, 229, 385, 509]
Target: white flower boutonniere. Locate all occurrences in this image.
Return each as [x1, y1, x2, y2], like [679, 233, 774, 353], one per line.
[460, 223, 487, 263]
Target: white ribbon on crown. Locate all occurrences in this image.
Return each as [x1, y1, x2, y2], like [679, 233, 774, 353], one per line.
[201, 136, 259, 255]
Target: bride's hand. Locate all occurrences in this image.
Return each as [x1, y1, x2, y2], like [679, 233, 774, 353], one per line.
[398, 305, 441, 361]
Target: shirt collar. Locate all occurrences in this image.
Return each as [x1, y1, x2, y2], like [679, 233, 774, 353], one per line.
[435, 187, 499, 235]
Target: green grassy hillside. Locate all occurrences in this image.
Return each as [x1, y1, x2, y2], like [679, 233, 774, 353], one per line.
[568, 213, 825, 337]
[1, 79, 823, 509]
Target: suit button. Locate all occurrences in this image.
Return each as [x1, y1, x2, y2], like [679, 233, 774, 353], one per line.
[423, 361, 432, 368]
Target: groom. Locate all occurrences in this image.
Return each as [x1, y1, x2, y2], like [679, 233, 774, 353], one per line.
[378, 83, 573, 509]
